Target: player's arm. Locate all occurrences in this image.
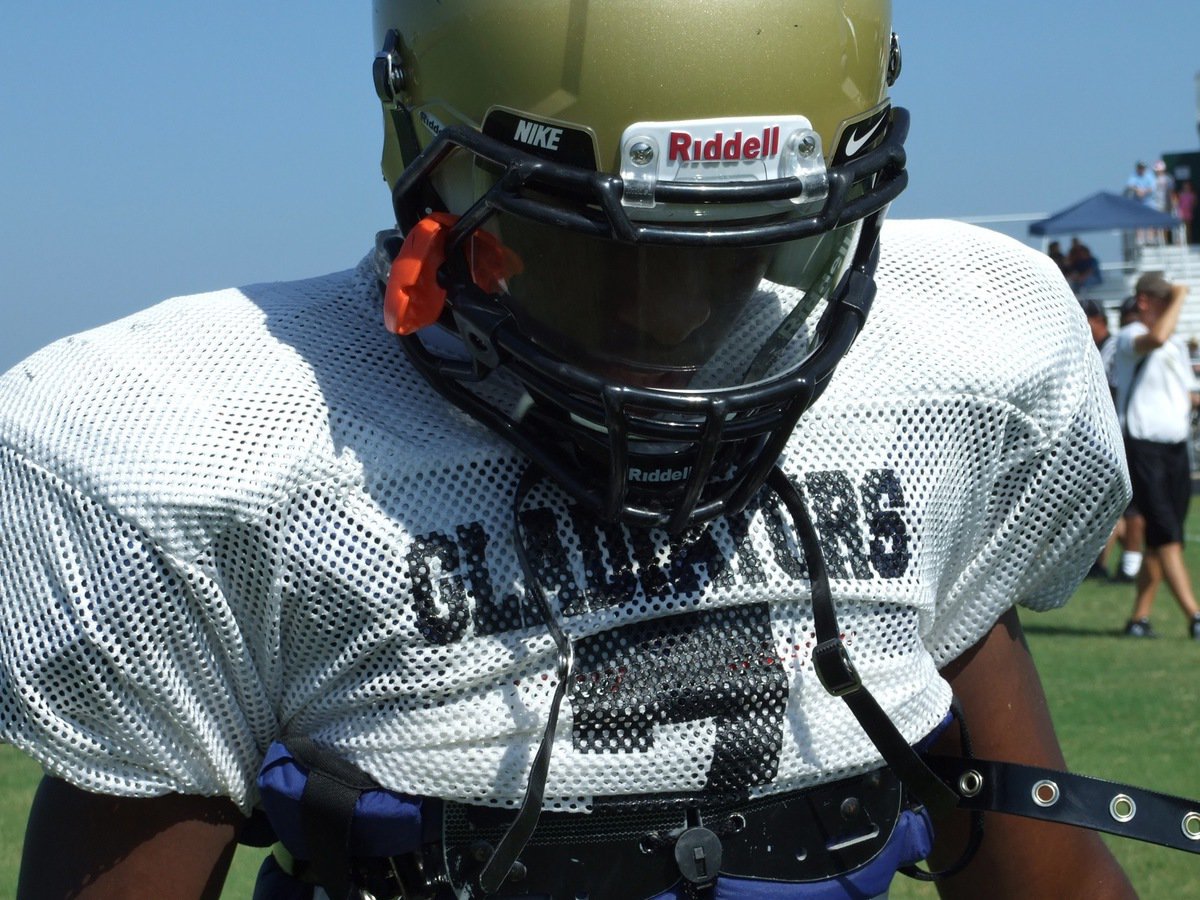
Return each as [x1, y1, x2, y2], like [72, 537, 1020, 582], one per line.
[924, 607, 1135, 900]
[18, 775, 242, 900]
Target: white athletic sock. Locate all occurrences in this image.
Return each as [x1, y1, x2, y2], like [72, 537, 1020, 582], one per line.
[1121, 551, 1143, 577]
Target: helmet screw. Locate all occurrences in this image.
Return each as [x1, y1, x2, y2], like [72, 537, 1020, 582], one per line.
[887, 32, 903, 86]
[629, 141, 655, 166]
[796, 134, 818, 157]
[373, 29, 407, 103]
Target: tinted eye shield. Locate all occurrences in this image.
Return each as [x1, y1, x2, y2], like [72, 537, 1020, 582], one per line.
[394, 254, 879, 531]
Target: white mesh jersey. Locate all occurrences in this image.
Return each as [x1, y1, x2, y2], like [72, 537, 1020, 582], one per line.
[0, 220, 1128, 814]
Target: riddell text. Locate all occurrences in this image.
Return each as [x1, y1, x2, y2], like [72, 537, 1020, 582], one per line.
[668, 127, 781, 162]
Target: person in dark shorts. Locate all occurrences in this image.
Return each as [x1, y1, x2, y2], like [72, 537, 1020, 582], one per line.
[1111, 272, 1200, 637]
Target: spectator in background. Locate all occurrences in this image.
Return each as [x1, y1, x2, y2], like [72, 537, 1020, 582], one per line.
[1112, 295, 1147, 583]
[1066, 238, 1103, 293]
[1047, 240, 1068, 276]
[1126, 161, 1159, 247]
[1125, 161, 1155, 205]
[1152, 161, 1176, 245]
[1111, 273, 1200, 637]
[1082, 297, 1140, 581]
[1081, 298, 1116, 386]
[1175, 180, 1196, 245]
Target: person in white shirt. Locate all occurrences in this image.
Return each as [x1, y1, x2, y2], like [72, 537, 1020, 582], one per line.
[1111, 272, 1200, 637]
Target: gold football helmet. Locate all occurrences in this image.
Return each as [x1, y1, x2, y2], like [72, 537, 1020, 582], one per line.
[371, 0, 906, 531]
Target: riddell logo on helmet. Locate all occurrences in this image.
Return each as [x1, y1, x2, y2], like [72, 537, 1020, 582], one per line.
[628, 465, 692, 484]
[667, 127, 781, 163]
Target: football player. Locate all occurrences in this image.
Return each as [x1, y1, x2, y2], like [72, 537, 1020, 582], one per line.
[3, 3, 1138, 898]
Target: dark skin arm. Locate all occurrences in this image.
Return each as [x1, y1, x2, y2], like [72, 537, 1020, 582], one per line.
[928, 607, 1136, 899]
[17, 776, 242, 900]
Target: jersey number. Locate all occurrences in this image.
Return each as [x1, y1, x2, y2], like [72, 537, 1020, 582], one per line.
[569, 603, 787, 794]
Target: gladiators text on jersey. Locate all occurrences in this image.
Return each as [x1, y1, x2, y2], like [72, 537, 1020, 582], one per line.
[407, 467, 912, 646]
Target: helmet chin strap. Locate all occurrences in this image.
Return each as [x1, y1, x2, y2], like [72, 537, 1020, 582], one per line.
[474, 465, 574, 897]
[764, 467, 960, 815]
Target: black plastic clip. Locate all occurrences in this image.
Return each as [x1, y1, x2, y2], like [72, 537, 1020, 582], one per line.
[674, 826, 723, 887]
[812, 638, 862, 698]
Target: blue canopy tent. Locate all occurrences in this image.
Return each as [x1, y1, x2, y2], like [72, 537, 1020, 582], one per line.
[1028, 191, 1179, 236]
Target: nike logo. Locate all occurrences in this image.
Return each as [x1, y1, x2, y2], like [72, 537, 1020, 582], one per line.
[843, 114, 887, 158]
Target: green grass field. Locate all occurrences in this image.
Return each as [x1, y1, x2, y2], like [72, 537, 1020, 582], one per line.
[2, 525, 1199, 898]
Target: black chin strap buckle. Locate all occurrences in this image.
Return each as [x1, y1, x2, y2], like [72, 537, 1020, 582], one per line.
[674, 825, 723, 890]
[812, 638, 862, 698]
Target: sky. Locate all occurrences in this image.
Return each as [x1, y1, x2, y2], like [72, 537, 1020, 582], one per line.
[1, 2, 1198, 373]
